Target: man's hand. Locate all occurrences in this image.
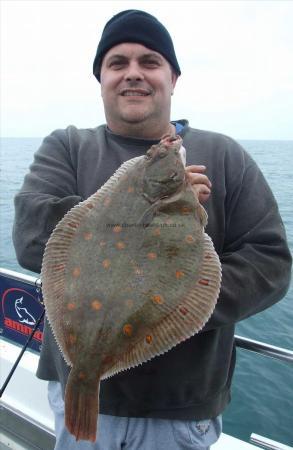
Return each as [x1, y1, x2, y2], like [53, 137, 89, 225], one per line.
[185, 165, 212, 204]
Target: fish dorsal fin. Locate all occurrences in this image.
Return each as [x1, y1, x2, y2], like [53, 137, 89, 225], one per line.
[101, 232, 221, 379]
[90, 156, 144, 201]
[41, 155, 144, 363]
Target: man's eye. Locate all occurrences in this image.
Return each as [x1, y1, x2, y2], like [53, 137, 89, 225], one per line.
[109, 61, 126, 69]
[143, 60, 160, 68]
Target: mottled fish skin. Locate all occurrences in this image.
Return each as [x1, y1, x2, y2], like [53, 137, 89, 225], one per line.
[41, 135, 221, 442]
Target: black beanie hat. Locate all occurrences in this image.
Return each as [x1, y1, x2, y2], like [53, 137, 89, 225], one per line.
[93, 9, 181, 82]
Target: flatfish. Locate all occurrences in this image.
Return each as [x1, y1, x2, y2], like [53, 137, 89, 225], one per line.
[41, 134, 221, 441]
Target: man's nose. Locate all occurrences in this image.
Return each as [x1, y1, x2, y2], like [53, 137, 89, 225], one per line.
[124, 62, 144, 81]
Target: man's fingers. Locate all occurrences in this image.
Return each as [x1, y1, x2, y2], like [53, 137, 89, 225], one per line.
[185, 165, 207, 174]
[186, 172, 212, 189]
[185, 165, 212, 203]
[192, 184, 211, 204]
[192, 184, 211, 195]
[198, 191, 211, 204]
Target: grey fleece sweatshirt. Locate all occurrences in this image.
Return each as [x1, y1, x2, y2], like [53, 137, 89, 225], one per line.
[13, 120, 291, 420]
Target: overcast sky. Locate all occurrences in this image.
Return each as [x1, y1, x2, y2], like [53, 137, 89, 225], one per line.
[1, 0, 293, 139]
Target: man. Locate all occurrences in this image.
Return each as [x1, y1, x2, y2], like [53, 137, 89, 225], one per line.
[13, 9, 291, 450]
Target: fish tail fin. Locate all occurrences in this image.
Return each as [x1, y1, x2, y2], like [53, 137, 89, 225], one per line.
[65, 368, 100, 442]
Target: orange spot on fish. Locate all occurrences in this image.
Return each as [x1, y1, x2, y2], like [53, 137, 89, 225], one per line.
[104, 197, 111, 206]
[68, 333, 77, 344]
[179, 306, 189, 316]
[123, 324, 133, 337]
[67, 302, 76, 311]
[151, 295, 164, 305]
[116, 241, 126, 250]
[72, 267, 81, 278]
[78, 371, 86, 380]
[127, 186, 134, 193]
[181, 206, 192, 215]
[91, 300, 102, 311]
[83, 232, 93, 241]
[204, 253, 213, 260]
[99, 240, 106, 247]
[145, 335, 153, 344]
[152, 227, 161, 236]
[147, 252, 157, 260]
[199, 278, 209, 286]
[176, 270, 185, 279]
[85, 203, 93, 209]
[103, 355, 114, 365]
[185, 235, 195, 243]
[102, 259, 111, 269]
[113, 225, 122, 233]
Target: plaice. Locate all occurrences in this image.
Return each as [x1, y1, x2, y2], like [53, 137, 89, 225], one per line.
[41, 134, 221, 442]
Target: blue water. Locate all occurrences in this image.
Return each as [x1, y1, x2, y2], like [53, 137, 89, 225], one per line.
[0, 137, 292, 446]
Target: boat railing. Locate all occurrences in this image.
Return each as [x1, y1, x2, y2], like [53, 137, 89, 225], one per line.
[234, 335, 293, 363]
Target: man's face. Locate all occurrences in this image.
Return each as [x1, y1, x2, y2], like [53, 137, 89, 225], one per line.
[100, 43, 178, 135]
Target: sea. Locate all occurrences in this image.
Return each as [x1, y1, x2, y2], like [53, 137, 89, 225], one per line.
[0, 137, 292, 446]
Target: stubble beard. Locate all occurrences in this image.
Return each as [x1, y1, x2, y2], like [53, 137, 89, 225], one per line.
[107, 106, 159, 138]
[105, 95, 172, 139]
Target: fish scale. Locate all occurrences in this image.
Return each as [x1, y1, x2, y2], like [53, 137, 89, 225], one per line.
[41, 134, 221, 442]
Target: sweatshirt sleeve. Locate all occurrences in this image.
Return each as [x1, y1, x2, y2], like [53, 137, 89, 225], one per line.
[12, 129, 82, 274]
[204, 146, 292, 330]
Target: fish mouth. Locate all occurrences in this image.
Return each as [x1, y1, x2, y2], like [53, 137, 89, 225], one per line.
[119, 88, 152, 97]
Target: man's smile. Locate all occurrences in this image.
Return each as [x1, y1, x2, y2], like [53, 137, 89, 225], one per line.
[119, 88, 152, 97]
